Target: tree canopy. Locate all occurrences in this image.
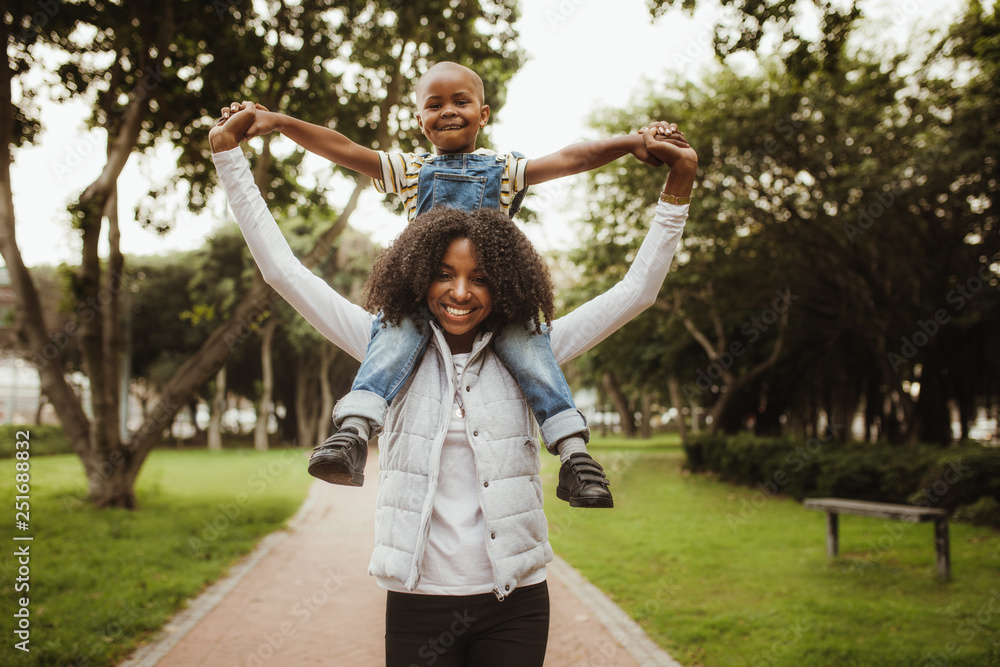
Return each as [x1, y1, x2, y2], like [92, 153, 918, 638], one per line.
[2, 0, 524, 507]
[570, 0, 998, 443]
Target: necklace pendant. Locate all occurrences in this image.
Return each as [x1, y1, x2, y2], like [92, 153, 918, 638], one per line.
[456, 407, 465, 419]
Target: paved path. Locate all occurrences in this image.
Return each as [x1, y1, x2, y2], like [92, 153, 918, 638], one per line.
[121, 453, 682, 667]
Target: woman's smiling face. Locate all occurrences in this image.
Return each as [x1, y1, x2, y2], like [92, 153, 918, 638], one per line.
[426, 237, 494, 353]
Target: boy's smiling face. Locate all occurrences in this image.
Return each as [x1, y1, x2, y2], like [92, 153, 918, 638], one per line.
[415, 65, 490, 154]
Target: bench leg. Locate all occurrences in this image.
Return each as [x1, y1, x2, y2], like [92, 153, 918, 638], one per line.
[825, 512, 839, 558]
[934, 518, 950, 580]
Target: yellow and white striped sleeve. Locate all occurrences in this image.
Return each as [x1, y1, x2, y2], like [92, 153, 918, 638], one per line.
[499, 152, 530, 215]
[372, 151, 424, 222]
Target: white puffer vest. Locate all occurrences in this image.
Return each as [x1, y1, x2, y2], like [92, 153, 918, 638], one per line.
[367, 323, 553, 599]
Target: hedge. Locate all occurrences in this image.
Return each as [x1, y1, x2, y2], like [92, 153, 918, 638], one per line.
[682, 434, 1000, 528]
[0, 425, 261, 459]
[0, 424, 73, 458]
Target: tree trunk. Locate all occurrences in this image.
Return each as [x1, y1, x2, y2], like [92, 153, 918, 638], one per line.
[208, 367, 227, 451]
[875, 355, 917, 444]
[123, 164, 366, 478]
[254, 316, 278, 451]
[295, 359, 319, 449]
[667, 373, 688, 445]
[3, 28, 379, 506]
[914, 346, 951, 445]
[602, 371, 636, 438]
[0, 45, 91, 469]
[34, 394, 48, 425]
[707, 388, 734, 436]
[639, 393, 652, 438]
[676, 306, 789, 436]
[317, 345, 337, 444]
[1, 30, 152, 507]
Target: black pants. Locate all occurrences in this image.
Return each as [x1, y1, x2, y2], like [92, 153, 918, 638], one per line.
[385, 581, 550, 667]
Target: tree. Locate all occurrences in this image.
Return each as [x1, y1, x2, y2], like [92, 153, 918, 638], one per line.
[570, 3, 998, 443]
[126, 225, 258, 444]
[647, 0, 861, 75]
[2, 0, 524, 507]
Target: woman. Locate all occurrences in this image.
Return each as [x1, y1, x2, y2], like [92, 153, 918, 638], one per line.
[209, 103, 696, 666]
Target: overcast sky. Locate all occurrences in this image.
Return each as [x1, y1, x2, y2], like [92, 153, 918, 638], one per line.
[7, 0, 963, 267]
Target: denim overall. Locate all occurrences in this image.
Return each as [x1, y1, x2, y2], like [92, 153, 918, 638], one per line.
[334, 152, 588, 448]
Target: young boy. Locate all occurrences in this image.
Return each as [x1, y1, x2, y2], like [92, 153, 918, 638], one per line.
[221, 62, 684, 508]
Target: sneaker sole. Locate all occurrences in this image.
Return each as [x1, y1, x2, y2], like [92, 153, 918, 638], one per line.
[308, 455, 364, 487]
[556, 486, 614, 508]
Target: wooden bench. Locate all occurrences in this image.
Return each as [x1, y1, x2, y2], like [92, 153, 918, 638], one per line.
[803, 497, 950, 579]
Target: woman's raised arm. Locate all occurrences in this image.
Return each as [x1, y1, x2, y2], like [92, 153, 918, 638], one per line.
[549, 126, 697, 362]
[211, 105, 374, 361]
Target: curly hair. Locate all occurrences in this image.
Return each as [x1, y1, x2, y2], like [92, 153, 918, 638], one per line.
[364, 206, 555, 335]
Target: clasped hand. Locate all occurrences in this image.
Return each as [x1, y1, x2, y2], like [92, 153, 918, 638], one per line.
[634, 121, 697, 168]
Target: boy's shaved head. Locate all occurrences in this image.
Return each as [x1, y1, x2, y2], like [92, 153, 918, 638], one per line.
[415, 61, 486, 105]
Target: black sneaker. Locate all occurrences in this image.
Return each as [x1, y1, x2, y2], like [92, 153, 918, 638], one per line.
[308, 429, 367, 487]
[556, 452, 614, 508]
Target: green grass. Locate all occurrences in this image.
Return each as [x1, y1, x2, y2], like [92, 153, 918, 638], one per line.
[0, 447, 312, 666]
[2, 435, 997, 666]
[543, 437, 1000, 666]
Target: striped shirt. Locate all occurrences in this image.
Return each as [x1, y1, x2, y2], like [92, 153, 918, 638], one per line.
[372, 149, 530, 223]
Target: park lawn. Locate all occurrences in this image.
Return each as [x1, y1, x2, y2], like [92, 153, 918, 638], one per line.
[543, 436, 1000, 667]
[0, 447, 313, 667]
[3, 436, 997, 667]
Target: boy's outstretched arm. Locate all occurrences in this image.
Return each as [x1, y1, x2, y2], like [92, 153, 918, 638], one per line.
[219, 102, 382, 181]
[523, 123, 689, 186]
